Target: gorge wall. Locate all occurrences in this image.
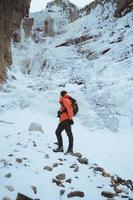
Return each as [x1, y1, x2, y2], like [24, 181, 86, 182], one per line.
[0, 0, 31, 82]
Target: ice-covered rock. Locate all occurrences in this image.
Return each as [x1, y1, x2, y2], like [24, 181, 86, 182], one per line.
[5, 185, 15, 192]
[28, 122, 44, 133]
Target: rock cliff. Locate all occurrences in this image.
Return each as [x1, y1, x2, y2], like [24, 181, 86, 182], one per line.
[43, 0, 79, 36]
[115, 0, 133, 17]
[0, 0, 31, 82]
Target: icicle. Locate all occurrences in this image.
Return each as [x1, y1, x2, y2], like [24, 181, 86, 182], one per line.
[20, 19, 25, 43]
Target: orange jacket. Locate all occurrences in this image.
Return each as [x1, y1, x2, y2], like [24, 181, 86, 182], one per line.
[59, 94, 73, 122]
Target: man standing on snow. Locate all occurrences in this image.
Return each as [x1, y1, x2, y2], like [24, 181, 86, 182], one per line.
[53, 91, 74, 154]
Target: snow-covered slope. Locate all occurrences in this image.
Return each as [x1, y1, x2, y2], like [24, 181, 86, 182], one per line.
[31, 0, 133, 132]
[0, 0, 133, 199]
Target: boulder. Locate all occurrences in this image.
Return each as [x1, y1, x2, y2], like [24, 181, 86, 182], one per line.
[114, 187, 123, 193]
[101, 191, 116, 198]
[121, 195, 129, 198]
[5, 173, 11, 178]
[5, 185, 15, 192]
[60, 190, 65, 196]
[52, 178, 62, 186]
[70, 164, 75, 168]
[67, 191, 85, 198]
[66, 178, 72, 183]
[93, 167, 104, 172]
[43, 166, 53, 172]
[74, 166, 79, 172]
[58, 158, 64, 162]
[44, 154, 49, 159]
[31, 186, 37, 194]
[56, 173, 66, 181]
[77, 157, 88, 165]
[53, 163, 59, 167]
[33, 141, 37, 147]
[73, 152, 82, 158]
[102, 171, 111, 177]
[16, 158, 23, 163]
[28, 123, 44, 133]
[16, 193, 33, 200]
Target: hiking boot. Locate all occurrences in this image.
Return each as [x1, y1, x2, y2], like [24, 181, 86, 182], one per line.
[65, 149, 73, 155]
[53, 147, 64, 153]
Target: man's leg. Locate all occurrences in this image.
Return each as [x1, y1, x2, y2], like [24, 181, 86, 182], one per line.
[54, 122, 64, 152]
[64, 120, 74, 152]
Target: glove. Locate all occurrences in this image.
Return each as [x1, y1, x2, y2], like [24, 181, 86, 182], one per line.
[69, 119, 74, 125]
[57, 111, 61, 118]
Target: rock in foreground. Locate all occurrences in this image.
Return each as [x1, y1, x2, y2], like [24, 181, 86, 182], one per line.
[101, 191, 116, 198]
[67, 191, 85, 198]
[16, 193, 33, 200]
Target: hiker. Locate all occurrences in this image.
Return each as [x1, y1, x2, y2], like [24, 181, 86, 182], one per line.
[53, 91, 74, 154]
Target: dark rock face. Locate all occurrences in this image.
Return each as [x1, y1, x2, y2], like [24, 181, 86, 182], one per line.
[0, 0, 31, 82]
[116, 0, 133, 17]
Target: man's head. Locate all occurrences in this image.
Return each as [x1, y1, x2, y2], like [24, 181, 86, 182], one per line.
[60, 90, 67, 97]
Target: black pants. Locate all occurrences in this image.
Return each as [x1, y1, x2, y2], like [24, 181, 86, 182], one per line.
[55, 120, 73, 150]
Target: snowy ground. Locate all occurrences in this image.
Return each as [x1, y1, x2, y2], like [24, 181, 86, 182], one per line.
[0, 105, 133, 199]
[0, 1, 133, 199]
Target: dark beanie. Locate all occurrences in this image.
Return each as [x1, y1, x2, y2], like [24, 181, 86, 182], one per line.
[60, 90, 67, 97]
